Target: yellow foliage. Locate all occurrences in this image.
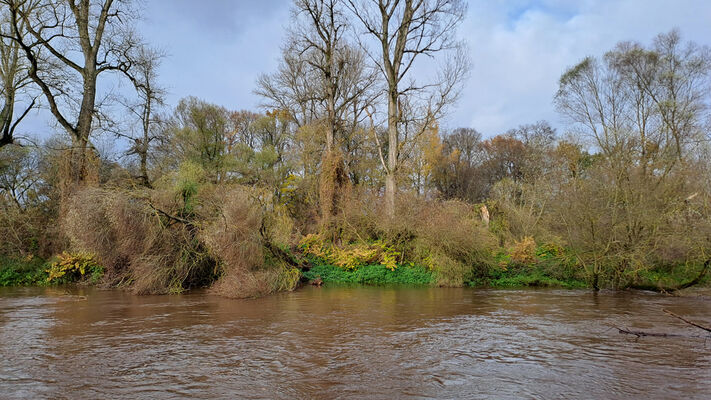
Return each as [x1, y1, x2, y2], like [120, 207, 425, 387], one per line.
[422, 124, 443, 177]
[331, 245, 380, 270]
[299, 234, 401, 271]
[510, 236, 537, 265]
[46, 252, 103, 282]
[300, 234, 331, 260]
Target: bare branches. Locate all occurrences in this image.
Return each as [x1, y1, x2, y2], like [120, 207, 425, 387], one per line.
[664, 309, 711, 333]
[114, 44, 166, 187]
[346, 0, 469, 215]
[2, 0, 143, 183]
[257, 0, 378, 154]
[1, 2, 38, 147]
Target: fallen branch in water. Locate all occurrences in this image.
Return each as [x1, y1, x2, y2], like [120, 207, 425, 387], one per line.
[617, 328, 692, 338]
[616, 309, 711, 339]
[663, 309, 711, 333]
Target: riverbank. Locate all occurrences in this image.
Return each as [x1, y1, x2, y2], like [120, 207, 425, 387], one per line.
[5, 254, 708, 292]
[302, 261, 709, 290]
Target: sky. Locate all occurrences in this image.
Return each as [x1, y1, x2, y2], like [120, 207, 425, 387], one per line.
[19, 0, 711, 141]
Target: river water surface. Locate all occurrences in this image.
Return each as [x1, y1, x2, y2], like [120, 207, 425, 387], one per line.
[1, 286, 710, 399]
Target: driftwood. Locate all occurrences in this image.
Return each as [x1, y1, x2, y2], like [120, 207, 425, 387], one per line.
[663, 309, 711, 333]
[617, 328, 691, 338]
[617, 308, 711, 339]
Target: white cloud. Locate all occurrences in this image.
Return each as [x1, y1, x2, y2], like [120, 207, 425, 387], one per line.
[450, 0, 711, 136]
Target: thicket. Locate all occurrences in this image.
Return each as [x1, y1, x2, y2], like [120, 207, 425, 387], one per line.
[60, 177, 300, 297]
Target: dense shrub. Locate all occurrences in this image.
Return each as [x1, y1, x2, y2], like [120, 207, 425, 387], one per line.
[61, 184, 300, 297]
[46, 252, 103, 284]
[0, 256, 50, 286]
[303, 263, 433, 285]
[305, 190, 498, 287]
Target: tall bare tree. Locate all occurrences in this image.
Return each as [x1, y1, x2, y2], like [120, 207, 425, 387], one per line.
[347, 0, 469, 216]
[554, 31, 711, 288]
[258, 0, 376, 152]
[117, 45, 165, 187]
[0, 7, 35, 147]
[3, 0, 140, 184]
[257, 0, 377, 225]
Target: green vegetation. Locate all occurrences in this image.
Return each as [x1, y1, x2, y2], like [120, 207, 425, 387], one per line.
[477, 267, 588, 289]
[0, 253, 105, 287]
[301, 242, 707, 290]
[0, 256, 49, 286]
[303, 263, 434, 286]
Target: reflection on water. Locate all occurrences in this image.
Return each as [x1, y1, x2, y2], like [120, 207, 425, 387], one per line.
[1, 286, 710, 399]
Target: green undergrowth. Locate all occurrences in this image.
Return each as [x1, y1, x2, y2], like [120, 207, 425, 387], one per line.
[303, 263, 434, 285]
[0, 256, 51, 286]
[1, 253, 105, 287]
[471, 270, 588, 289]
[633, 262, 711, 289]
[472, 244, 587, 289]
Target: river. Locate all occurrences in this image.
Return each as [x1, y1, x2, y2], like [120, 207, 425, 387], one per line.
[1, 286, 709, 399]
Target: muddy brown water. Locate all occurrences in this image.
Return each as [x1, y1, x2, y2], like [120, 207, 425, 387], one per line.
[1, 286, 710, 399]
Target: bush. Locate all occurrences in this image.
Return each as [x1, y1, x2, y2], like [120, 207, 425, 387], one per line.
[201, 186, 300, 298]
[300, 234, 401, 271]
[61, 184, 301, 297]
[46, 252, 103, 284]
[62, 187, 210, 294]
[510, 236, 537, 265]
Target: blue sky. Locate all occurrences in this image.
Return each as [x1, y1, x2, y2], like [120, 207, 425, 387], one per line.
[19, 0, 711, 143]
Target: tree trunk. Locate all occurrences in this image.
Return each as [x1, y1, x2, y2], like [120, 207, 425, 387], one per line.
[140, 94, 152, 187]
[71, 66, 98, 186]
[0, 92, 15, 147]
[325, 80, 335, 153]
[140, 149, 150, 187]
[385, 90, 398, 217]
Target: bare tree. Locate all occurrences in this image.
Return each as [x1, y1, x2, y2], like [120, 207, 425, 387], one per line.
[0, 7, 35, 147]
[347, 0, 469, 216]
[257, 0, 378, 226]
[258, 0, 376, 152]
[554, 31, 711, 288]
[3, 0, 140, 184]
[117, 45, 166, 187]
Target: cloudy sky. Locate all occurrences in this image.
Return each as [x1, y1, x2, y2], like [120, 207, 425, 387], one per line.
[22, 0, 711, 140]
